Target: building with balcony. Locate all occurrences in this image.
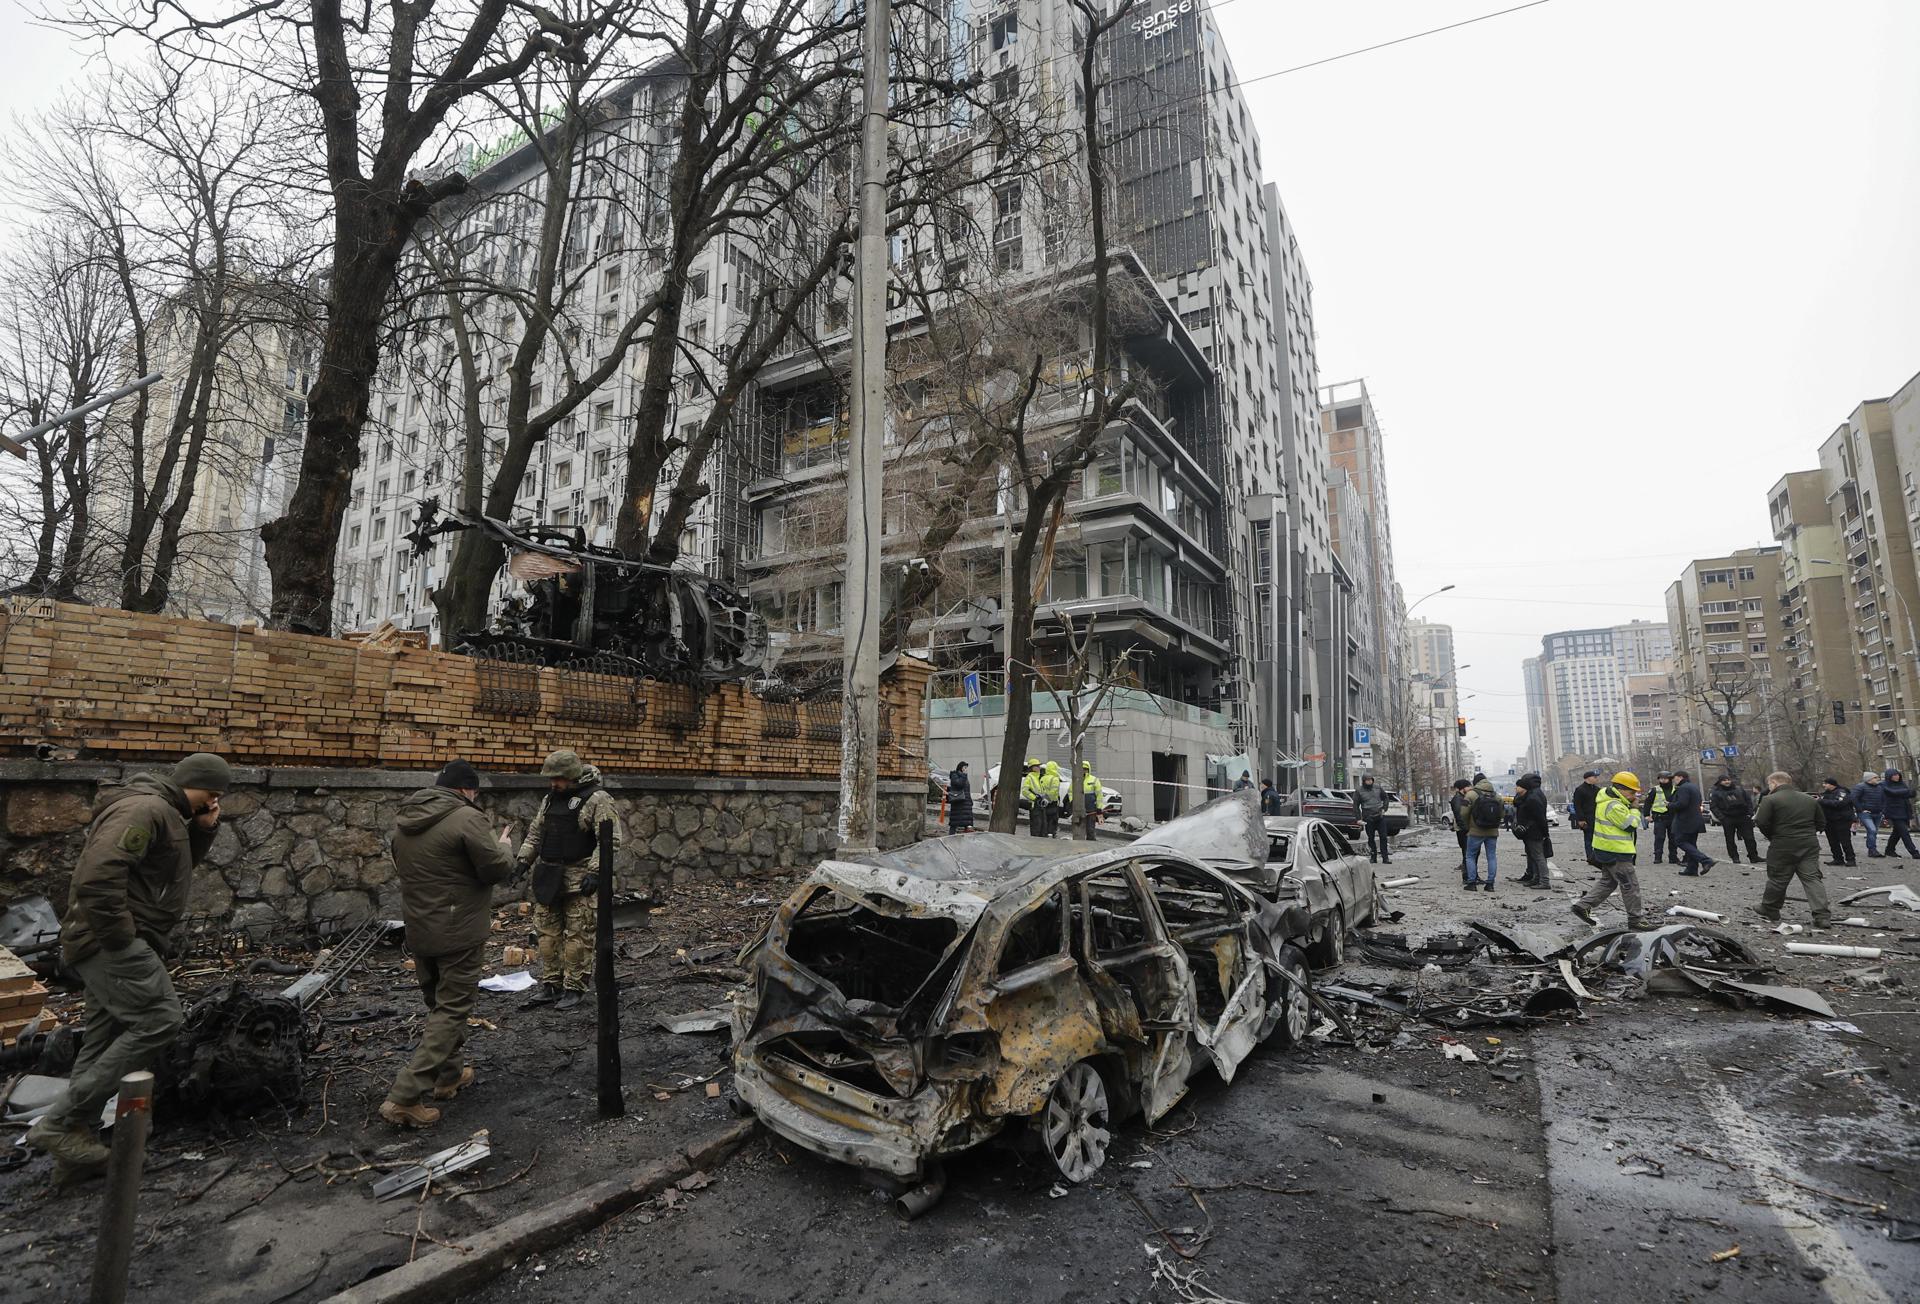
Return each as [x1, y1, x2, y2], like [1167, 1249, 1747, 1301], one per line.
[1527, 621, 1678, 794]
[1768, 469, 1857, 725]
[1664, 549, 1785, 766]
[1322, 379, 1403, 774]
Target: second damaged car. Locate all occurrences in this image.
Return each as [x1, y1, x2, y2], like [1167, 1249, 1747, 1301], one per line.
[731, 793, 1313, 1196]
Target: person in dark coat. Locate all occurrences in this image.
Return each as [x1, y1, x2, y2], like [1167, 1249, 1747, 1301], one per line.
[1570, 770, 1601, 863]
[1850, 771, 1885, 856]
[1668, 769, 1713, 875]
[1353, 776, 1390, 863]
[1755, 772, 1831, 926]
[1881, 769, 1920, 858]
[1448, 779, 1472, 882]
[947, 761, 975, 833]
[1710, 775, 1760, 863]
[1817, 778, 1857, 867]
[1512, 773, 1553, 889]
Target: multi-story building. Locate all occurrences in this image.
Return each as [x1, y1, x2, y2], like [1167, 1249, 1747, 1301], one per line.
[1526, 621, 1677, 792]
[1768, 469, 1857, 724]
[1321, 379, 1402, 768]
[1816, 396, 1920, 764]
[1664, 548, 1785, 764]
[1255, 181, 1337, 791]
[1406, 618, 1461, 782]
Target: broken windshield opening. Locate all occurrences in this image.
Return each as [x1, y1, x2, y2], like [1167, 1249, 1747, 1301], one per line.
[786, 888, 962, 1008]
[1266, 833, 1292, 863]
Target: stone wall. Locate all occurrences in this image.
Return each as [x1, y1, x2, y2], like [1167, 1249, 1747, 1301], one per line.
[1, 761, 927, 934]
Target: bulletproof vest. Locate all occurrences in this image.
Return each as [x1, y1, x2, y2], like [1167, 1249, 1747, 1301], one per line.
[537, 784, 600, 862]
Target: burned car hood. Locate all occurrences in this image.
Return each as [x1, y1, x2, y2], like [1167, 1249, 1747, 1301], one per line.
[1133, 788, 1268, 864]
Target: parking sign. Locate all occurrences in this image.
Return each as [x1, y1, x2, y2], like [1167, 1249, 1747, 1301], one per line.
[1353, 726, 1371, 747]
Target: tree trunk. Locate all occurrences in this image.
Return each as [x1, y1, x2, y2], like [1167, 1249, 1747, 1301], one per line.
[263, 199, 405, 633]
[991, 521, 1045, 834]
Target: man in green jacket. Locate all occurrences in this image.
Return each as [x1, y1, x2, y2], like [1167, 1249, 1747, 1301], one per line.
[381, 760, 518, 1128]
[1754, 771, 1832, 927]
[26, 753, 229, 1179]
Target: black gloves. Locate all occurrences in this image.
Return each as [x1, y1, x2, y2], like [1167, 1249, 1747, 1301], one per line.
[578, 872, 599, 897]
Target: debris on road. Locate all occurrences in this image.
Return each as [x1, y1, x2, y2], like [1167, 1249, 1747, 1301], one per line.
[479, 970, 539, 993]
[1786, 943, 1884, 959]
[1380, 876, 1421, 888]
[1837, 885, 1920, 912]
[1665, 906, 1725, 922]
[657, 1008, 731, 1034]
[1709, 1245, 1741, 1263]
[372, 1129, 492, 1200]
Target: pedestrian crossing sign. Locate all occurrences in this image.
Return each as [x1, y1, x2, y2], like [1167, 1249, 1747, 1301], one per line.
[1699, 749, 1716, 763]
[964, 671, 981, 708]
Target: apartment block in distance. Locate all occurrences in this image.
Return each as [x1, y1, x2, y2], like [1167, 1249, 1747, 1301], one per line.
[1664, 548, 1785, 761]
[1768, 469, 1858, 723]
[1321, 379, 1402, 758]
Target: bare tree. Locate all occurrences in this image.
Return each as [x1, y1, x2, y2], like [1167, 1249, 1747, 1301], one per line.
[0, 228, 124, 601]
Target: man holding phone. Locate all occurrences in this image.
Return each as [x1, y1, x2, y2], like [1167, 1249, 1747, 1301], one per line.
[26, 753, 230, 1181]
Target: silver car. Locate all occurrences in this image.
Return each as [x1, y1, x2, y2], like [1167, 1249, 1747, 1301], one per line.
[1214, 816, 1379, 968]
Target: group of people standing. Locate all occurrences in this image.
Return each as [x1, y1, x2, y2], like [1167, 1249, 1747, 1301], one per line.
[942, 757, 1106, 839]
[26, 746, 630, 1182]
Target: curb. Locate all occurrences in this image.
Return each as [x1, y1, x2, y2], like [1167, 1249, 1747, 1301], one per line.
[319, 1118, 759, 1304]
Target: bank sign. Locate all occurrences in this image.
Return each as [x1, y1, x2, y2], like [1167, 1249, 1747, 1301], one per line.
[1133, 0, 1193, 39]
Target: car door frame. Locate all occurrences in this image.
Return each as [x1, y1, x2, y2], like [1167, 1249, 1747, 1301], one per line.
[1070, 861, 1195, 1122]
[1134, 854, 1271, 1083]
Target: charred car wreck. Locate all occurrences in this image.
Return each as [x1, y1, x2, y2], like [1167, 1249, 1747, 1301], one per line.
[405, 500, 767, 680]
[731, 793, 1315, 1194]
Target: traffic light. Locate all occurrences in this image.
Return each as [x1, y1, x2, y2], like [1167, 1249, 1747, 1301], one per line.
[1456, 716, 1467, 736]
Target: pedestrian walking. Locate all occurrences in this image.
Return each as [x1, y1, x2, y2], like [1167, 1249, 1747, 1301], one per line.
[1754, 772, 1832, 927]
[1354, 776, 1391, 863]
[1571, 772, 1652, 929]
[1512, 772, 1553, 889]
[1850, 771, 1885, 857]
[1448, 779, 1473, 881]
[381, 760, 517, 1128]
[1570, 770, 1601, 863]
[1641, 772, 1679, 864]
[1258, 778, 1283, 816]
[947, 761, 975, 833]
[1881, 769, 1920, 858]
[1669, 768, 1714, 875]
[1710, 775, 1760, 862]
[24, 753, 229, 1181]
[516, 749, 624, 1011]
[1463, 775, 1505, 890]
[1817, 778, 1857, 867]
[1079, 761, 1104, 839]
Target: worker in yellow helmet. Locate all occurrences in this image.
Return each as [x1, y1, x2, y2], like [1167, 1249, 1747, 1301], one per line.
[1079, 761, 1105, 839]
[1019, 759, 1045, 837]
[1571, 772, 1651, 930]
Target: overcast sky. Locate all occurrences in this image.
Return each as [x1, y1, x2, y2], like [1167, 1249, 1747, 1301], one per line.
[5, 2, 1920, 768]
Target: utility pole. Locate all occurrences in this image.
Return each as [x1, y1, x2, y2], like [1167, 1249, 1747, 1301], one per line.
[838, 0, 890, 855]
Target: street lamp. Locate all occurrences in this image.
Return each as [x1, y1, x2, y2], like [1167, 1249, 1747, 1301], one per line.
[1406, 583, 1455, 618]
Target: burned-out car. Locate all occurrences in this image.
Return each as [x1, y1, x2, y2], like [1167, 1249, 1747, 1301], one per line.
[731, 793, 1313, 1190]
[1212, 816, 1380, 969]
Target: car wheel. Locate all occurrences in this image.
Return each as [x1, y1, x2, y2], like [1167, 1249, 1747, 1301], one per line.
[1267, 944, 1313, 1050]
[1038, 1061, 1112, 1184]
[1307, 905, 1346, 969]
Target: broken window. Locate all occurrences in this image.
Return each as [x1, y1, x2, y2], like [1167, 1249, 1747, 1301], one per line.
[1077, 869, 1148, 956]
[997, 887, 1067, 976]
[1141, 860, 1249, 1025]
[784, 888, 958, 1008]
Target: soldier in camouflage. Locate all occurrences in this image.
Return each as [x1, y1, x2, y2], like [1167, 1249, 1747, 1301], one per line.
[516, 750, 623, 1010]
[26, 753, 229, 1182]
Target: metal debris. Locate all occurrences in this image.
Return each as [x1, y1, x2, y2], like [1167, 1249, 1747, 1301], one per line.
[1836, 885, 1920, 912]
[372, 1130, 492, 1201]
[657, 1008, 731, 1035]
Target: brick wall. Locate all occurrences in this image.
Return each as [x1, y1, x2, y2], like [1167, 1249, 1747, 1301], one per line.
[0, 599, 929, 778]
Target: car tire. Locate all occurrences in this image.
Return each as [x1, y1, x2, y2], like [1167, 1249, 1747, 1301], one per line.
[1037, 1061, 1113, 1184]
[1266, 944, 1313, 1050]
[1307, 905, 1346, 969]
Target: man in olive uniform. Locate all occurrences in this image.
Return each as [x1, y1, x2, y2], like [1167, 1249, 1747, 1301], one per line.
[381, 760, 517, 1128]
[516, 750, 623, 1010]
[25, 753, 229, 1179]
[1754, 771, 1832, 927]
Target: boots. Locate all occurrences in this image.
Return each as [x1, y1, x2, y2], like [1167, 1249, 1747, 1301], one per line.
[379, 1099, 442, 1128]
[25, 1117, 109, 1172]
[1569, 902, 1597, 926]
[554, 990, 584, 1012]
[431, 1066, 476, 1101]
[523, 982, 559, 1008]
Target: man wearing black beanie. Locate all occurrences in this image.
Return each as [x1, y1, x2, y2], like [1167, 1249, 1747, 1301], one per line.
[380, 760, 516, 1127]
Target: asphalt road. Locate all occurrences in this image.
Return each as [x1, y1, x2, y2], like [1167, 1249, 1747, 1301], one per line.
[466, 824, 1919, 1304]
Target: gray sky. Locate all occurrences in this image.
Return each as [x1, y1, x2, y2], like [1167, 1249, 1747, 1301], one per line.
[6, 3, 1920, 768]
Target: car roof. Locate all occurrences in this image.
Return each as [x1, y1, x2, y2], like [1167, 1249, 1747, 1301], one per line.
[810, 791, 1270, 923]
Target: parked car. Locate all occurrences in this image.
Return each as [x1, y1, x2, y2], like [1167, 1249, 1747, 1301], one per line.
[1283, 786, 1363, 836]
[1379, 789, 1410, 835]
[731, 794, 1314, 1191]
[1212, 816, 1379, 969]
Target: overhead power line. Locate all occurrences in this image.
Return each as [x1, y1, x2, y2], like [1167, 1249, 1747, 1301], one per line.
[1215, 0, 1559, 95]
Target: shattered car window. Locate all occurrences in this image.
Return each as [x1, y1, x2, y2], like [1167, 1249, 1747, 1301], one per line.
[786, 888, 960, 1006]
[1077, 869, 1150, 955]
[1141, 861, 1250, 1025]
[1326, 827, 1356, 857]
[997, 887, 1069, 976]
[1266, 832, 1293, 863]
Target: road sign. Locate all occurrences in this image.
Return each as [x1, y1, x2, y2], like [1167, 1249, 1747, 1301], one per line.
[963, 671, 981, 708]
[1348, 748, 1375, 772]
[1700, 749, 1716, 763]
[1721, 744, 1739, 758]
[1353, 726, 1371, 747]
